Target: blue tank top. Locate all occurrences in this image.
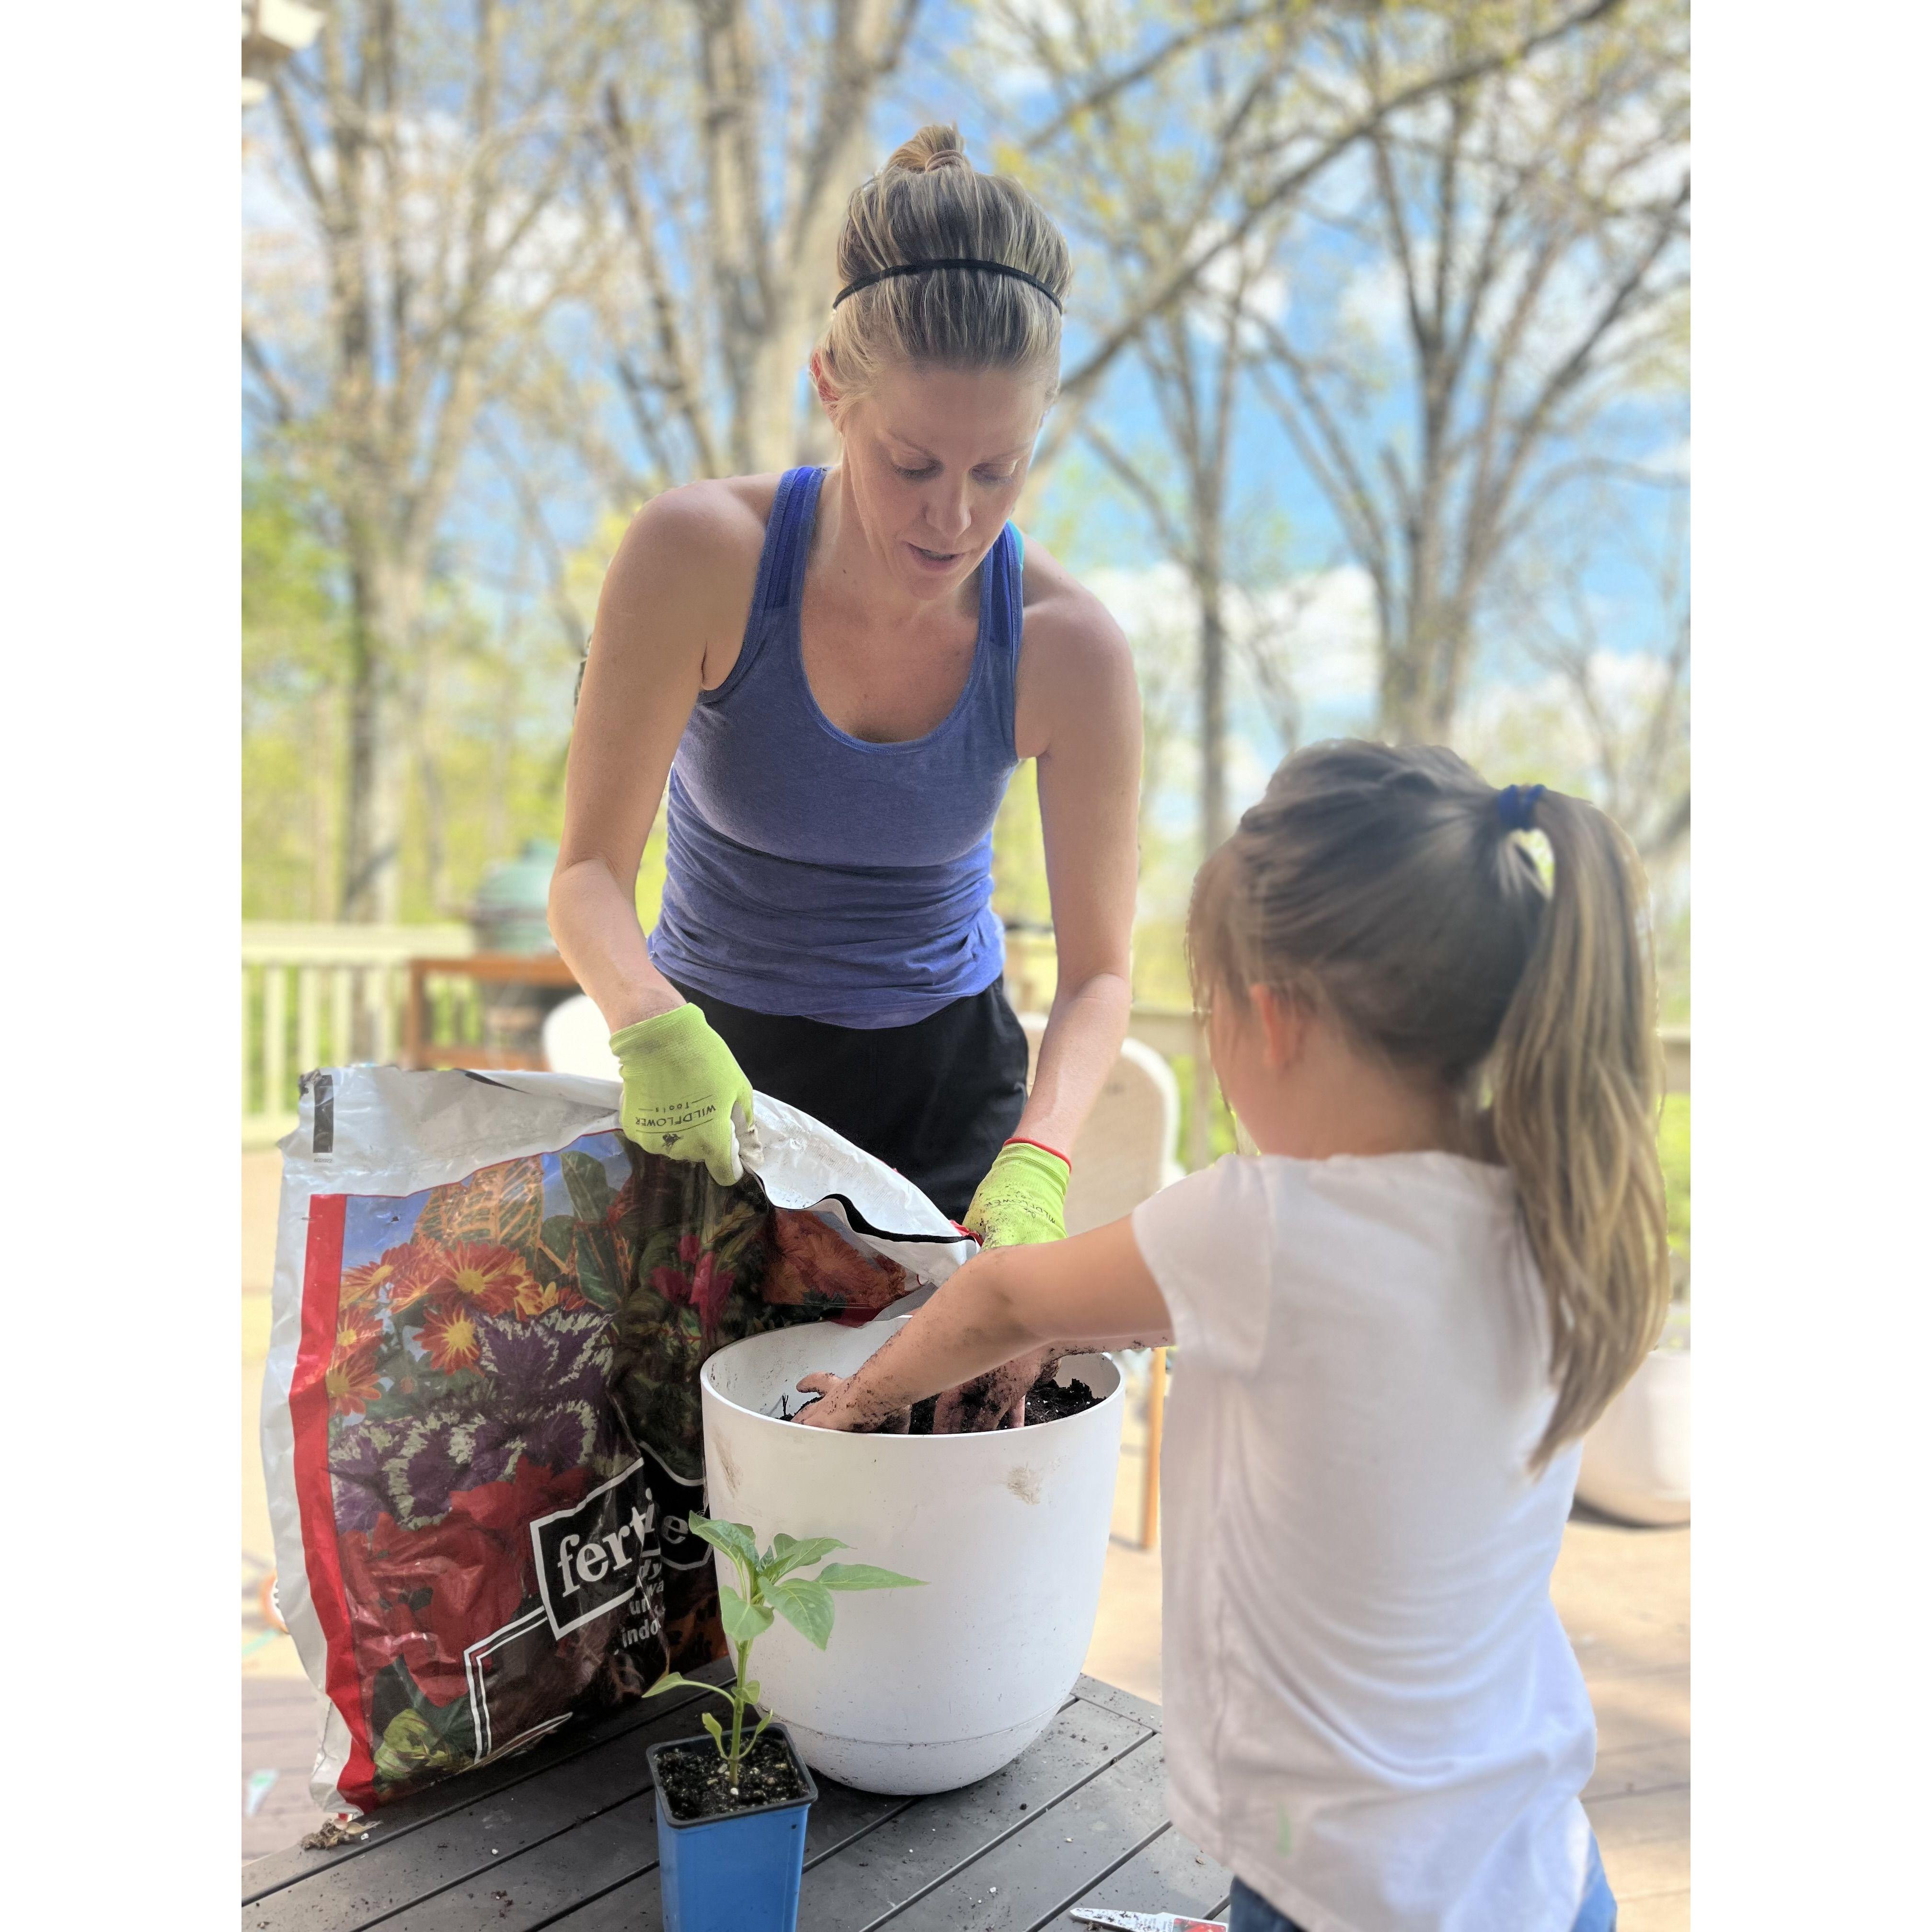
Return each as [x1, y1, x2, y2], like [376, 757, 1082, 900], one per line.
[647, 466, 1022, 1028]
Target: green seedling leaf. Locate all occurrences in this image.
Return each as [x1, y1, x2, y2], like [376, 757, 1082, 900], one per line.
[688, 1512, 760, 1570]
[719, 1584, 773, 1647]
[643, 1670, 698, 1698]
[817, 1563, 926, 1592]
[768, 1577, 835, 1649]
[701, 1710, 725, 1758]
[763, 1534, 845, 1581]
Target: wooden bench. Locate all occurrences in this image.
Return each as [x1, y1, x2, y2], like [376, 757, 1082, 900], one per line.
[240, 1660, 1229, 1930]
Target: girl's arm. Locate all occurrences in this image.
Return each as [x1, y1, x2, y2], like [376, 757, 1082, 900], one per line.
[1008, 552, 1142, 1153]
[798, 1217, 1173, 1432]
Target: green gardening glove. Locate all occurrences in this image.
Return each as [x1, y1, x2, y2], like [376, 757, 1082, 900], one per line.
[962, 1138, 1070, 1249]
[609, 1003, 758, 1186]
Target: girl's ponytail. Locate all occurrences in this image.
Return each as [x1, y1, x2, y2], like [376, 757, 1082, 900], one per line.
[1489, 791, 1673, 1471]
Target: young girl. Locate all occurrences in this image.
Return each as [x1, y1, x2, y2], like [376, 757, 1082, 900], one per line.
[798, 739, 1669, 1932]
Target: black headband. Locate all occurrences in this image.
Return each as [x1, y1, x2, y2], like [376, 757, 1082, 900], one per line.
[832, 259, 1064, 311]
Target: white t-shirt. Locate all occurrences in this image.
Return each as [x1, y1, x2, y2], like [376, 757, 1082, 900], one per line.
[1132, 1153, 1598, 1932]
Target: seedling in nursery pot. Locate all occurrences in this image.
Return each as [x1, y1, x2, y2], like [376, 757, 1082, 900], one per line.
[642, 1511, 921, 1932]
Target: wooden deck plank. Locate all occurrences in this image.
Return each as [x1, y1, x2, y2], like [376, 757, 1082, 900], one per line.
[1068, 1673, 1163, 1731]
[797, 1703, 1156, 1932]
[241, 1672, 719, 1906]
[244, 1679, 325, 1744]
[1597, 1831, 1690, 1903]
[244, 1690, 718, 1932]
[541, 1699, 1154, 1932]
[872, 1736, 1173, 1930]
[381, 1787, 658, 1932]
[1584, 1785, 1690, 1854]
[1584, 1736, 1690, 1802]
[1035, 1823, 1232, 1928]
[1616, 1887, 1690, 1931]
[1587, 1666, 1689, 1757]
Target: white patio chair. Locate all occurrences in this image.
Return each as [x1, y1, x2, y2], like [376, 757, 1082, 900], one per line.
[1016, 1015, 1184, 1234]
[1018, 1013, 1184, 1548]
[541, 992, 621, 1080]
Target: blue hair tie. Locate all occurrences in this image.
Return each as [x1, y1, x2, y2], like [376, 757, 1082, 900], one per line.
[1496, 783, 1545, 832]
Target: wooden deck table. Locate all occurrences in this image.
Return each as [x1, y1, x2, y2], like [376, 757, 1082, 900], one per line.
[241, 1659, 1230, 1931]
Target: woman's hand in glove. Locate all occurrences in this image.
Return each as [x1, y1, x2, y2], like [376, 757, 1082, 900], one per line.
[961, 1138, 1070, 1250]
[609, 1003, 758, 1186]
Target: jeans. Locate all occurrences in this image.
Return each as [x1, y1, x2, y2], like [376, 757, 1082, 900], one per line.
[1227, 1836, 1618, 1932]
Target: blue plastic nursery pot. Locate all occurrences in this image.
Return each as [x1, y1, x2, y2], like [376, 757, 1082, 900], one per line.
[646, 1723, 819, 1932]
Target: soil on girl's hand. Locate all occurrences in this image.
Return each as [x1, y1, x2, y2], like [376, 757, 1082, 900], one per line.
[908, 1374, 1101, 1431]
[655, 1732, 811, 1822]
[784, 1375, 1101, 1432]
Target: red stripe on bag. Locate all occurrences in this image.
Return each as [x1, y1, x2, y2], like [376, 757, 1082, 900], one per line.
[288, 1194, 380, 1809]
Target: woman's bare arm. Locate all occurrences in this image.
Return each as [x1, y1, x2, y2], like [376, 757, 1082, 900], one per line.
[1009, 550, 1142, 1153]
[548, 484, 765, 1031]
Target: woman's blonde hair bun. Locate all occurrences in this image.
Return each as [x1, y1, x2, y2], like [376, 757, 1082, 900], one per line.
[817, 124, 1070, 403]
[888, 125, 972, 173]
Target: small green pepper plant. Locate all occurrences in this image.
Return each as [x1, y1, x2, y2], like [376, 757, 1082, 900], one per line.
[645, 1511, 923, 1787]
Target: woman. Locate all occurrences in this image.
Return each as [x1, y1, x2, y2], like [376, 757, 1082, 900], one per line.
[549, 126, 1140, 1414]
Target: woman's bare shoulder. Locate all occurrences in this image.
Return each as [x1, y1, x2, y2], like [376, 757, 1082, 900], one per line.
[596, 474, 784, 677]
[1012, 538, 1138, 762]
[608, 475, 779, 589]
[1017, 534, 1134, 679]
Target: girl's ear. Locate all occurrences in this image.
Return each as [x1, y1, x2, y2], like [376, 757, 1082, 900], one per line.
[1248, 983, 1307, 1072]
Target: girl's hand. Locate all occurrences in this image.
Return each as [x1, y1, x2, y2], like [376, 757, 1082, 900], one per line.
[932, 1345, 1059, 1432]
[794, 1373, 909, 1434]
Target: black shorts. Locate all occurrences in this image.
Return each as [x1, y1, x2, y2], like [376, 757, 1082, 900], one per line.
[664, 977, 1028, 1222]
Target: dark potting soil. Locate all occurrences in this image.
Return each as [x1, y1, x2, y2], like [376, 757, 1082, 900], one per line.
[1022, 1375, 1101, 1426]
[780, 1383, 1105, 1429]
[785, 1375, 1101, 1431]
[908, 1374, 1101, 1431]
[654, 1731, 811, 1823]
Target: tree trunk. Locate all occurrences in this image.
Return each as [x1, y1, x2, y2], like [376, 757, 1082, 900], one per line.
[1198, 574, 1228, 857]
[339, 548, 417, 923]
[416, 632, 449, 919]
[309, 684, 335, 920]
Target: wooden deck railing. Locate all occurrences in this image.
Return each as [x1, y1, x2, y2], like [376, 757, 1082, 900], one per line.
[241, 923, 472, 1146]
[240, 923, 1688, 1152]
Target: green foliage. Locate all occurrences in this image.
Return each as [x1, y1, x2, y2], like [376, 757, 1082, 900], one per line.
[991, 762, 1052, 929]
[1168, 1052, 1242, 1168]
[1658, 1092, 1690, 1263]
[242, 452, 589, 920]
[644, 1510, 922, 1786]
[242, 469, 350, 919]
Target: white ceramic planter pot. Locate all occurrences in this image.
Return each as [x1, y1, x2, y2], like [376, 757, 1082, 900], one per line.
[700, 1317, 1125, 1794]
[1575, 1343, 1691, 1527]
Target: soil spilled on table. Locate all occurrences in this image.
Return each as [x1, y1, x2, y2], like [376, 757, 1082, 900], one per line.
[784, 1375, 1101, 1431]
[655, 1732, 811, 1822]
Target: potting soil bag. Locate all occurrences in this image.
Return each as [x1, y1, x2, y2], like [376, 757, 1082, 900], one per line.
[262, 1065, 972, 1815]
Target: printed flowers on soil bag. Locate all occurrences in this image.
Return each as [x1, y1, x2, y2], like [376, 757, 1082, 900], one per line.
[269, 1074, 951, 1816]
